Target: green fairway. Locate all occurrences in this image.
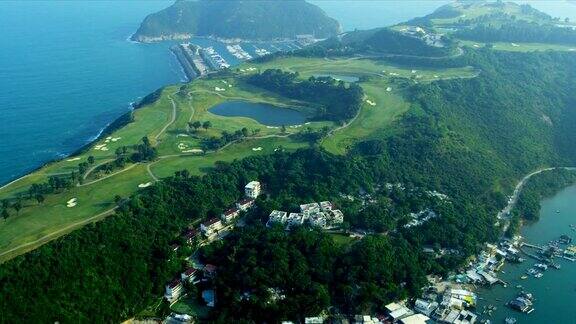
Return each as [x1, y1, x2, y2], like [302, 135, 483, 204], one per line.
[460, 40, 576, 52]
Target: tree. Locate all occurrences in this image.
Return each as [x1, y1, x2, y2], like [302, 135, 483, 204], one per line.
[13, 201, 22, 215]
[202, 121, 212, 131]
[241, 127, 249, 137]
[35, 194, 45, 205]
[1, 208, 9, 221]
[87, 156, 95, 165]
[1, 199, 9, 210]
[114, 195, 123, 206]
[252, 128, 261, 136]
[281, 125, 287, 134]
[190, 121, 202, 131]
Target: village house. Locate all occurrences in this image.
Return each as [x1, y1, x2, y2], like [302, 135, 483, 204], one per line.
[165, 279, 183, 302]
[221, 207, 240, 223]
[267, 201, 345, 230]
[181, 267, 199, 284]
[267, 210, 288, 227]
[182, 228, 199, 246]
[200, 217, 224, 237]
[245, 181, 261, 199]
[236, 198, 255, 211]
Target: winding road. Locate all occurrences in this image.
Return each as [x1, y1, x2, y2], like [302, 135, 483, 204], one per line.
[498, 167, 576, 232]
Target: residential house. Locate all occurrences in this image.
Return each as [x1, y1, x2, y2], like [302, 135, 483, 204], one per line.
[221, 207, 240, 223]
[414, 298, 438, 317]
[181, 267, 199, 284]
[245, 181, 261, 199]
[182, 229, 199, 246]
[286, 212, 305, 228]
[300, 202, 320, 214]
[319, 201, 333, 211]
[201, 218, 224, 237]
[165, 279, 183, 302]
[267, 210, 288, 227]
[236, 198, 255, 211]
[400, 314, 432, 324]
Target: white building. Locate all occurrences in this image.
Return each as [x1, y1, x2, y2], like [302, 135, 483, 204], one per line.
[287, 212, 305, 228]
[165, 279, 183, 302]
[221, 208, 240, 223]
[319, 201, 333, 211]
[181, 267, 199, 284]
[300, 202, 320, 213]
[245, 181, 261, 199]
[201, 218, 224, 236]
[267, 210, 288, 226]
[236, 198, 255, 211]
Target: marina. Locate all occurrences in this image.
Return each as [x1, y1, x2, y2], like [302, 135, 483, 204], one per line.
[476, 184, 576, 323]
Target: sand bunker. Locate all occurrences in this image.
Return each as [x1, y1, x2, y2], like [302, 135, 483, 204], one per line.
[389, 72, 399, 76]
[214, 87, 226, 92]
[66, 157, 81, 162]
[182, 149, 204, 154]
[177, 134, 190, 137]
[252, 147, 263, 151]
[111, 137, 121, 142]
[266, 126, 280, 129]
[511, 43, 520, 47]
[473, 44, 480, 48]
[66, 198, 77, 208]
[138, 182, 152, 188]
[366, 100, 376, 106]
[94, 144, 108, 151]
[386, 87, 392, 92]
[411, 70, 417, 74]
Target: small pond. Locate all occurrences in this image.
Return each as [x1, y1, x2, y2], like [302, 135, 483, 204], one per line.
[209, 101, 306, 126]
[313, 74, 360, 83]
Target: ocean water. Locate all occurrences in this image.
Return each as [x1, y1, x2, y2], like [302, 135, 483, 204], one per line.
[0, 1, 179, 185]
[477, 184, 576, 323]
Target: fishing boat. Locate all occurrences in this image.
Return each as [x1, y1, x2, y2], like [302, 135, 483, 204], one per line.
[521, 275, 528, 279]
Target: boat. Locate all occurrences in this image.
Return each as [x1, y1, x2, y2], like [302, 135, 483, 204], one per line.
[505, 317, 517, 324]
[527, 268, 538, 275]
[534, 272, 543, 278]
[521, 275, 528, 279]
[534, 263, 548, 271]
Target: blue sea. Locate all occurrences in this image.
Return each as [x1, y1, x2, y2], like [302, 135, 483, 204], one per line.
[1, 1, 576, 185]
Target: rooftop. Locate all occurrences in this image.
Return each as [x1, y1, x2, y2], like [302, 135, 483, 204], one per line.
[245, 181, 260, 189]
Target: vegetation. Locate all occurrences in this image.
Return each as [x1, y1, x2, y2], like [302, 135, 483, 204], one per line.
[131, 0, 340, 41]
[247, 69, 364, 122]
[455, 21, 576, 46]
[514, 169, 576, 222]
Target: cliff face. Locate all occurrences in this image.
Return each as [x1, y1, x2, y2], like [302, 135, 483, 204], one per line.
[131, 0, 341, 42]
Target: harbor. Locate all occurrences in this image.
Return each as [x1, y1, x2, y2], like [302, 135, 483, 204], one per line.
[169, 38, 316, 81]
[476, 184, 576, 323]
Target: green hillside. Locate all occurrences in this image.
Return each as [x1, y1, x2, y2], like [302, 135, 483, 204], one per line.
[131, 0, 341, 42]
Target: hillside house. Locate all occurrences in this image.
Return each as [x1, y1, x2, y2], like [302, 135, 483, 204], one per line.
[221, 207, 240, 223]
[181, 267, 199, 284]
[165, 279, 183, 302]
[236, 198, 255, 211]
[267, 210, 288, 227]
[245, 181, 261, 198]
[201, 218, 224, 237]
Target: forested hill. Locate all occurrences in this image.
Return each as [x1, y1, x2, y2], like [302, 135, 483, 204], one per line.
[301, 27, 458, 57]
[131, 0, 341, 42]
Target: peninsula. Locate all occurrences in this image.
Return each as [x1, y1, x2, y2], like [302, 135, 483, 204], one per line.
[131, 0, 342, 42]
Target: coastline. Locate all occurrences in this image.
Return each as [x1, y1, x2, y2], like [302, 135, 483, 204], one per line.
[0, 90, 165, 189]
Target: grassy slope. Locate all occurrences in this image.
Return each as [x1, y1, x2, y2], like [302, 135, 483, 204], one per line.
[460, 40, 576, 52]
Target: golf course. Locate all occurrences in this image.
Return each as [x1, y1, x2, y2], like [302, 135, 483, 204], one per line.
[0, 55, 480, 262]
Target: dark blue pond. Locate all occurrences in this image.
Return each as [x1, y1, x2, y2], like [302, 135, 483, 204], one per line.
[209, 101, 306, 126]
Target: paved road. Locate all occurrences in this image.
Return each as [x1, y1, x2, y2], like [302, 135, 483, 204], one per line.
[499, 167, 576, 232]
